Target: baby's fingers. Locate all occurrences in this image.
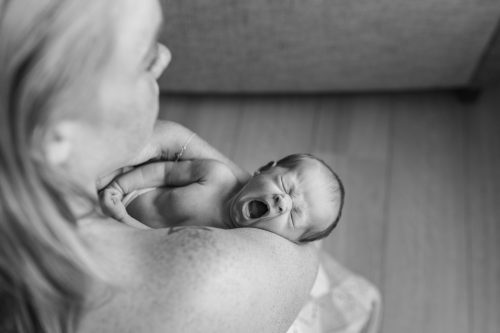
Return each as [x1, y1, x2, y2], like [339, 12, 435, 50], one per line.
[100, 188, 127, 221]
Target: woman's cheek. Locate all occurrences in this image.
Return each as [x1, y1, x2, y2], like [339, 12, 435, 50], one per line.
[136, 77, 160, 121]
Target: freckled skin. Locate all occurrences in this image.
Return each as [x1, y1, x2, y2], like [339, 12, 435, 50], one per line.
[78, 216, 319, 333]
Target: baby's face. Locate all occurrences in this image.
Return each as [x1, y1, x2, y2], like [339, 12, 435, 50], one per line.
[229, 159, 337, 242]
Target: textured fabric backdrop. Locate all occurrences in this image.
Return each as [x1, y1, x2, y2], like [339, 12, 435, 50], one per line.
[158, 0, 500, 92]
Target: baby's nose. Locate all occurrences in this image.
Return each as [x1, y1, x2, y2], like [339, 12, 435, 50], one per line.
[273, 194, 291, 213]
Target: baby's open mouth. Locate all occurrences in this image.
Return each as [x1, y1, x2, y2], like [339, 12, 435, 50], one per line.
[247, 200, 269, 219]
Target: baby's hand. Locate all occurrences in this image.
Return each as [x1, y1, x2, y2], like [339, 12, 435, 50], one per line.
[100, 183, 128, 221]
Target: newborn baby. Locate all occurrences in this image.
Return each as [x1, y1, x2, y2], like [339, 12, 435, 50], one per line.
[101, 153, 344, 243]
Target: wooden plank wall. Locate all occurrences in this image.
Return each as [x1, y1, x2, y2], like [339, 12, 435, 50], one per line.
[383, 96, 469, 332]
[159, 88, 500, 333]
[466, 88, 500, 333]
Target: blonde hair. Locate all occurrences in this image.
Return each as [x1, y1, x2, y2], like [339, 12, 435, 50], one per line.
[0, 0, 119, 332]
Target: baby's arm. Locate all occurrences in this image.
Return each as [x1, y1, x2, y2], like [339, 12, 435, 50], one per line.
[116, 160, 236, 226]
[111, 160, 213, 195]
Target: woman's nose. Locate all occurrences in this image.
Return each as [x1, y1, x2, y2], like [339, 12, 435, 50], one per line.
[273, 194, 291, 214]
[152, 43, 172, 79]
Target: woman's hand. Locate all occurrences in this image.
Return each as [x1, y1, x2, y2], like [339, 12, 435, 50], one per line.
[97, 120, 250, 190]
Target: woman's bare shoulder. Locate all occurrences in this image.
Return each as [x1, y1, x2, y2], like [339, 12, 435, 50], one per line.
[78, 219, 318, 333]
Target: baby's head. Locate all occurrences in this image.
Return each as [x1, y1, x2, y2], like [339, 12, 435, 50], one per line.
[229, 153, 344, 243]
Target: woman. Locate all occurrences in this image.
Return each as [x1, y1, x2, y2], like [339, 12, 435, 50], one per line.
[0, 0, 318, 332]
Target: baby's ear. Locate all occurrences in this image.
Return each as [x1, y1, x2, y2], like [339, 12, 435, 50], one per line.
[254, 160, 276, 175]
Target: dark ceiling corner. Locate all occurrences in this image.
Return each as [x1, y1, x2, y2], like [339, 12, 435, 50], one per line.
[470, 18, 500, 88]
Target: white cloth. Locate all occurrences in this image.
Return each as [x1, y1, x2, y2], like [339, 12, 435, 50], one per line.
[287, 252, 382, 333]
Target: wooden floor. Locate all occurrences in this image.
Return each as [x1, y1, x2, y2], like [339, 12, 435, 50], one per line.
[159, 87, 500, 333]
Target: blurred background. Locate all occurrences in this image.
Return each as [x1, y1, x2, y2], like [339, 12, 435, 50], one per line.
[157, 1, 500, 332]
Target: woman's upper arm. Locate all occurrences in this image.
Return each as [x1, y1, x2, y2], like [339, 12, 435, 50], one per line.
[78, 222, 318, 333]
[153, 227, 319, 333]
